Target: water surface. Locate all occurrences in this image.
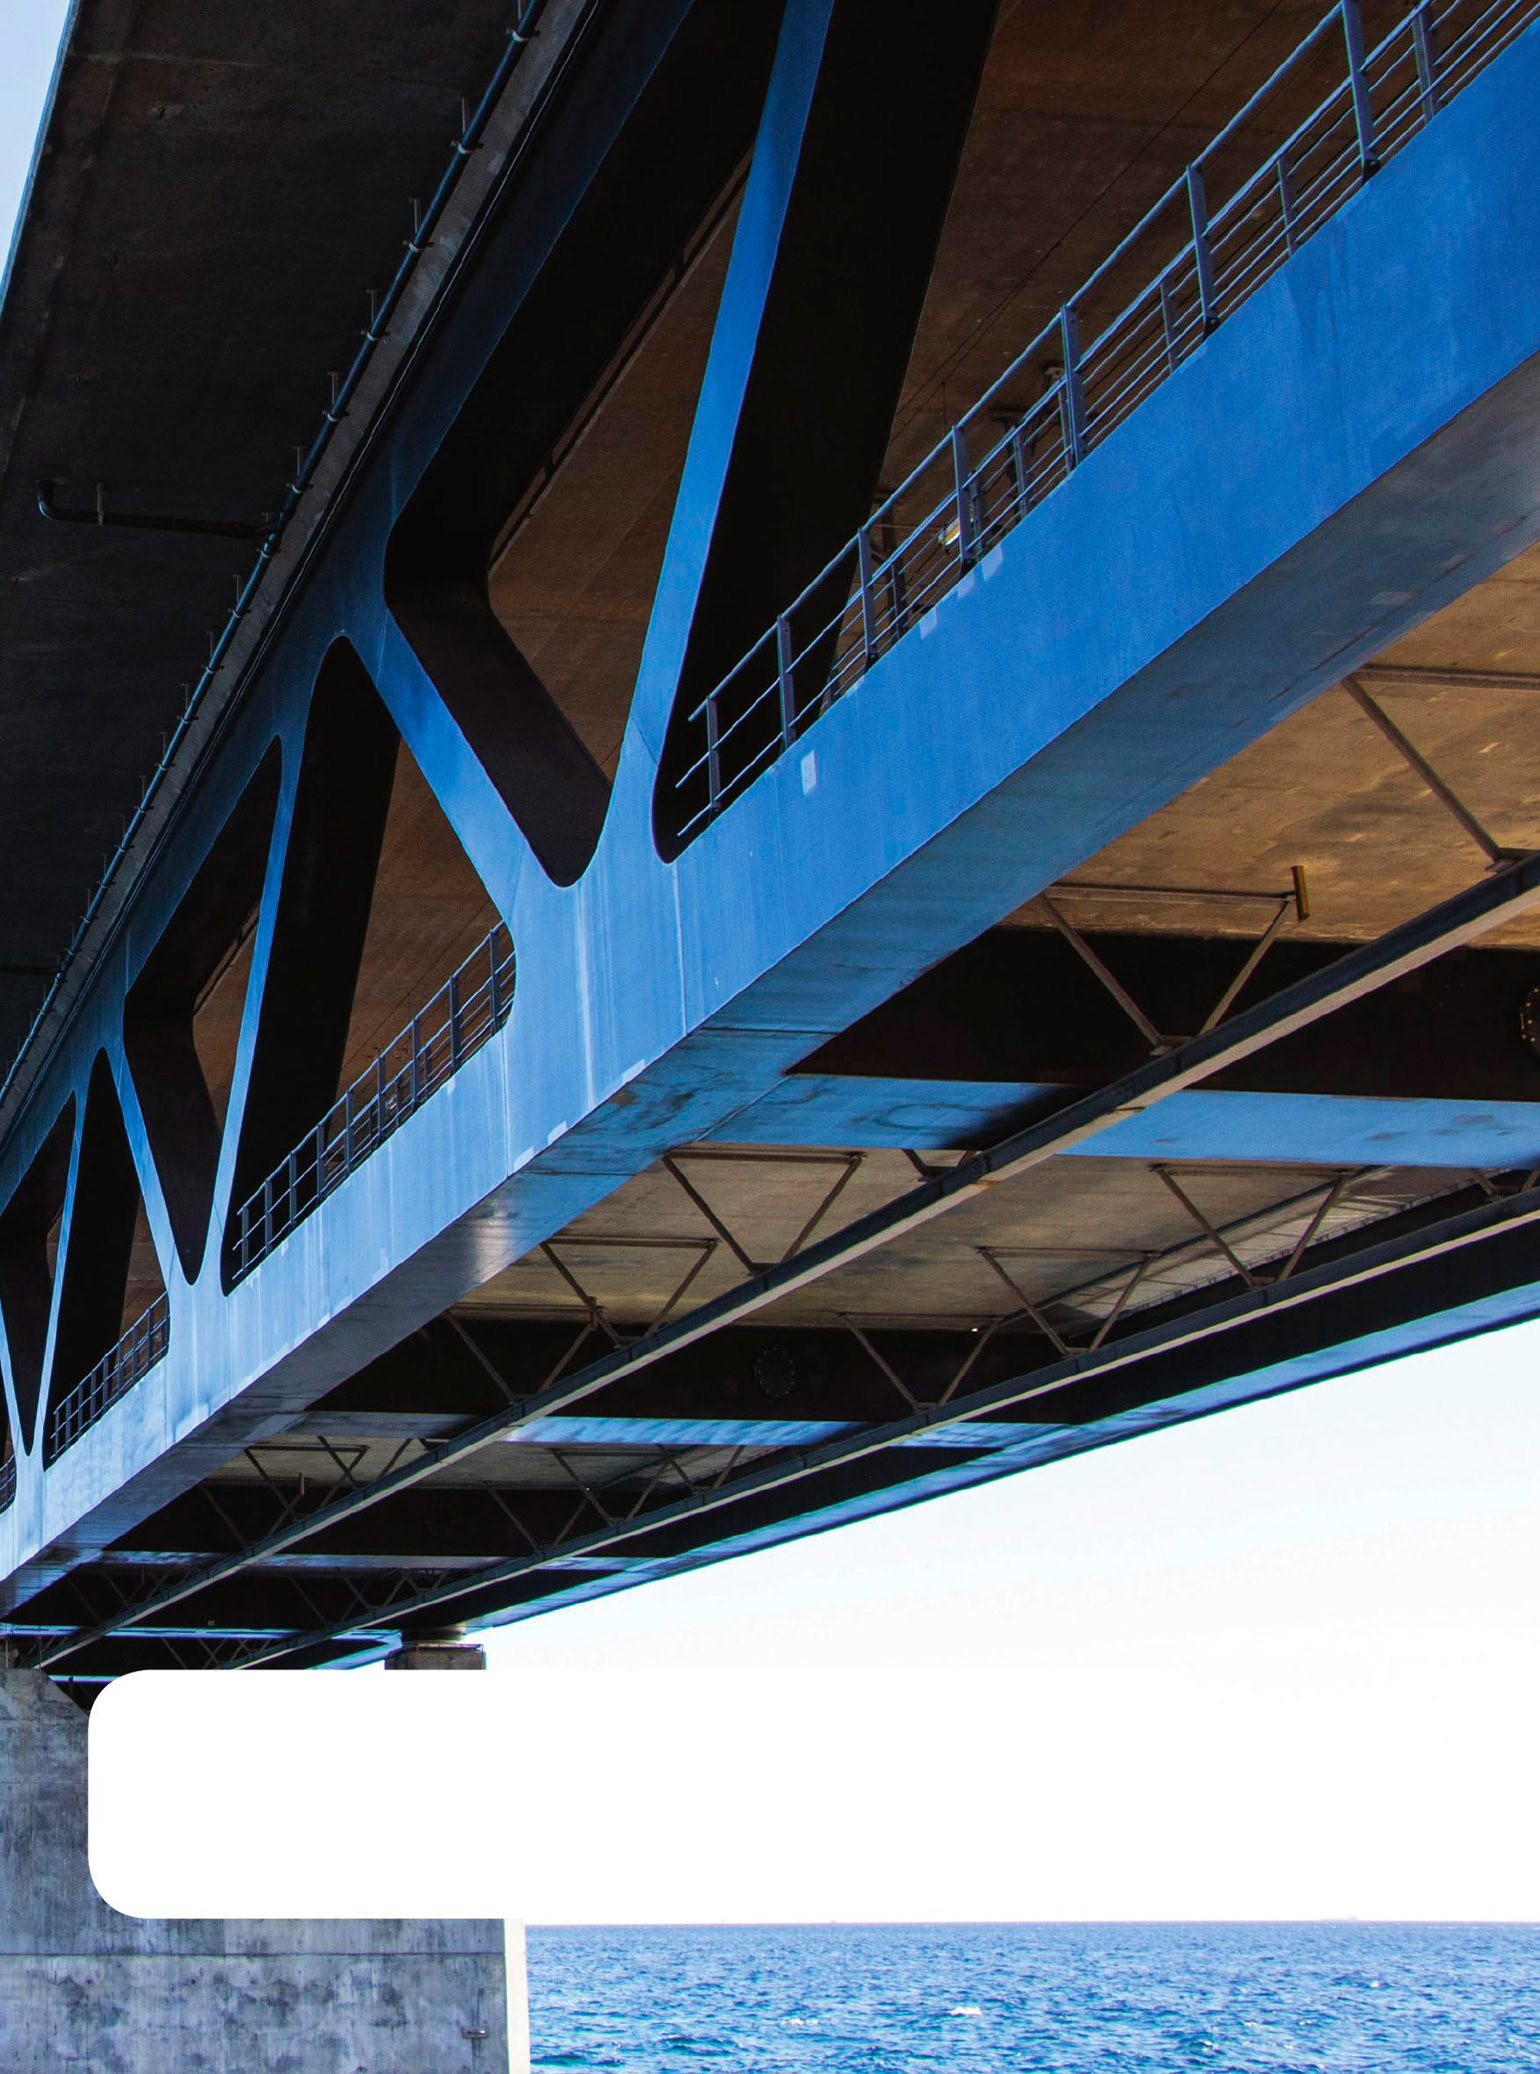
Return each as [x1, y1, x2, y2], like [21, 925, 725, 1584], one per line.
[527, 1921, 1540, 2071]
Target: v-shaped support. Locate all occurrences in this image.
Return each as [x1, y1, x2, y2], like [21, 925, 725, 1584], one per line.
[649, 0, 1000, 851]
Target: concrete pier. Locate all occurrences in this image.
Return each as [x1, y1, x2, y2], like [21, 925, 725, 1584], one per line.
[0, 1670, 525, 2072]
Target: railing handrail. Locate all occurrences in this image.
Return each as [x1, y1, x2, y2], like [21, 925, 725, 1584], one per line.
[675, 0, 1531, 820]
[46, 1287, 171, 1462]
[232, 919, 515, 1278]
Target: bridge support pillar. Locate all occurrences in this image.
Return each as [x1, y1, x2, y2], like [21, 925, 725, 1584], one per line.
[385, 1622, 489, 1671]
[0, 1669, 526, 2073]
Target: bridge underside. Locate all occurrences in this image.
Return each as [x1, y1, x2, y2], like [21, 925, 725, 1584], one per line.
[2, 0, 1540, 1686]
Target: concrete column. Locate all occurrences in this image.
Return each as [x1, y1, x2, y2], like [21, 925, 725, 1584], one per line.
[384, 1622, 488, 1671]
[0, 1669, 528, 2073]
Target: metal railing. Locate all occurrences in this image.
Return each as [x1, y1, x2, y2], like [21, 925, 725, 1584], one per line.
[232, 922, 516, 1282]
[46, 1291, 171, 1465]
[0, 1453, 14, 1512]
[671, 0, 1539, 844]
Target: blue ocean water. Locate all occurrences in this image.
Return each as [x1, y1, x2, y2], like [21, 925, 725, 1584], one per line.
[526, 1922, 1540, 2072]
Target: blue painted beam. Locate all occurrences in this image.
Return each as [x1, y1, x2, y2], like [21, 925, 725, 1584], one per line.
[712, 1074, 1540, 1170]
[517, 1415, 851, 1450]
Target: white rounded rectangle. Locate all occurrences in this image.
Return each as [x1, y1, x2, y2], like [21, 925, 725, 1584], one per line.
[89, 1670, 524, 1919]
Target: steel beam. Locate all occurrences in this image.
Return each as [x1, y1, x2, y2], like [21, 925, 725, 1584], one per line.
[26, 853, 1540, 1667]
[173, 1174, 1540, 1664]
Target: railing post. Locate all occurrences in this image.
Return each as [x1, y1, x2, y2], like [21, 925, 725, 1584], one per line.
[1185, 165, 1218, 332]
[1007, 411, 1030, 511]
[487, 934, 503, 1028]
[1411, 1, 1440, 123]
[375, 1051, 388, 1132]
[856, 525, 877, 668]
[448, 967, 462, 1068]
[1276, 154, 1298, 256]
[886, 524, 909, 636]
[1156, 273, 1178, 372]
[409, 1013, 422, 1108]
[775, 613, 795, 749]
[949, 424, 977, 562]
[1058, 305, 1086, 467]
[1341, 0, 1378, 176]
[704, 690, 722, 812]
[261, 1174, 273, 1260]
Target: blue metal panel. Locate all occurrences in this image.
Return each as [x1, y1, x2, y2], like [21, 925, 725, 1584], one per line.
[518, 1416, 852, 1450]
[711, 1076, 1540, 1170]
[1080, 1092, 1540, 1169]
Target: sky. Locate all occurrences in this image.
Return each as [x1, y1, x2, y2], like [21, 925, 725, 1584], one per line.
[0, 4, 68, 298]
[5, 3, 1539, 1928]
[481, 1329, 1540, 1924]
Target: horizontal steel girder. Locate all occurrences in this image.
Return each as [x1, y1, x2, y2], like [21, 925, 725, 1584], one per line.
[27, 843, 1540, 1666]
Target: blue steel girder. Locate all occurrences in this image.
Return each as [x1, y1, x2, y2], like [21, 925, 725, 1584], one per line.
[78, 1169, 1540, 1668]
[467, 1201, 1540, 1641]
[4, 1, 1540, 1639]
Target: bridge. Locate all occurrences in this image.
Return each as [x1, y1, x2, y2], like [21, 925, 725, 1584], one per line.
[1, 0, 1540, 2051]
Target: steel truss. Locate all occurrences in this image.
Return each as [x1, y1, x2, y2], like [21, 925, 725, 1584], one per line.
[24, 847, 1540, 1672]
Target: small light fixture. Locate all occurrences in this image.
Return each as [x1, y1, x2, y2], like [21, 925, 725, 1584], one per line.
[1520, 984, 1540, 1060]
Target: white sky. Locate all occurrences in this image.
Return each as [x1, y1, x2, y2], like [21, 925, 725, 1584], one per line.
[0, 4, 68, 292]
[484, 1328, 1540, 1923]
[5, 2, 1539, 1927]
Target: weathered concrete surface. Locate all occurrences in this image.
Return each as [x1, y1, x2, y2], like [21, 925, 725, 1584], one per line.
[0, 1671, 524, 2072]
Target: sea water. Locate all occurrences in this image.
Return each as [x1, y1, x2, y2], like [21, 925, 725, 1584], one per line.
[526, 1921, 1540, 2071]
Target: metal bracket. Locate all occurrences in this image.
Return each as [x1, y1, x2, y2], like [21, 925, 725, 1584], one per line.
[1038, 868, 1309, 1052]
[1152, 1165, 1265, 1288]
[1343, 674, 1527, 868]
[837, 1317, 925, 1414]
[662, 1149, 863, 1274]
[977, 1244, 1153, 1357]
[972, 1164, 1375, 1366]
[538, 1235, 720, 1343]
